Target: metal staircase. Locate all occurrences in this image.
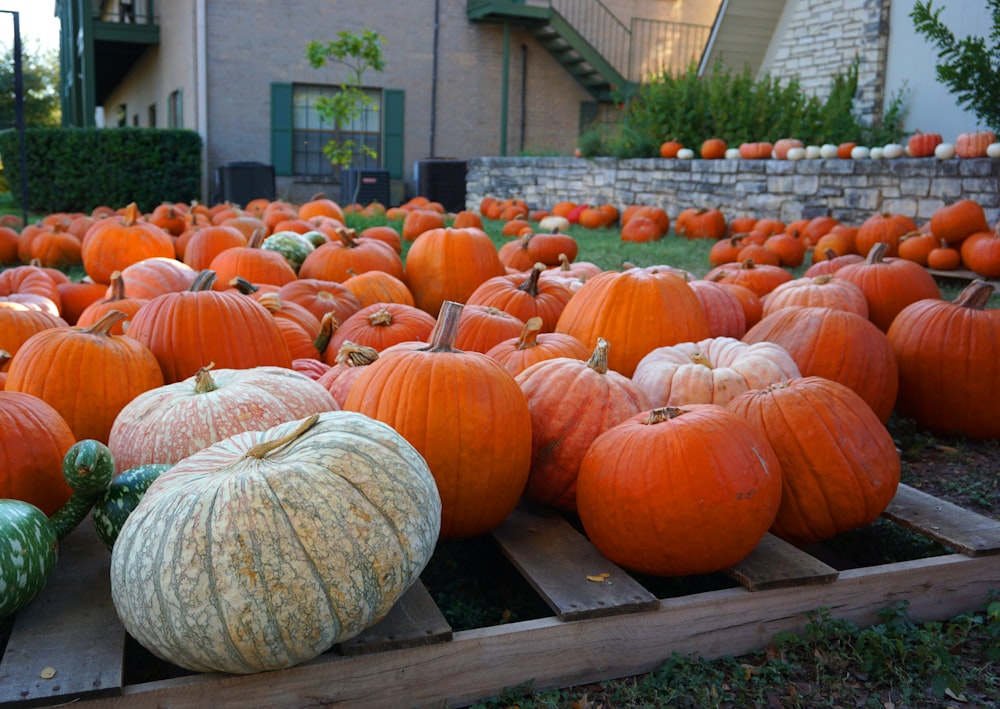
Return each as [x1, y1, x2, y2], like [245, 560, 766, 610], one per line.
[468, 0, 712, 103]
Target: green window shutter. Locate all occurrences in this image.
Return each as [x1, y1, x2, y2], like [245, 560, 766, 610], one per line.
[271, 82, 293, 176]
[382, 89, 404, 180]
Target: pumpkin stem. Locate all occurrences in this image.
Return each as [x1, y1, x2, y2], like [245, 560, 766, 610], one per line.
[585, 337, 611, 374]
[248, 227, 267, 249]
[369, 308, 394, 327]
[336, 227, 359, 248]
[645, 407, 687, 424]
[518, 263, 545, 296]
[107, 270, 127, 301]
[0, 349, 10, 368]
[229, 276, 259, 295]
[688, 350, 712, 368]
[193, 363, 219, 393]
[424, 300, 464, 352]
[122, 202, 140, 227]
[516, 317, 543, 350]
[954, 279, 995, 310]
[558, 253, 571, 272]
[866, 241, 889, 264]
[84, 309, 128, 336]
[335, 341, 379, 367]
[190, 270, 218, 291]
[245, 414, 320, 460]
[313, 312, 340, 356]
[812, 273, 834, 285]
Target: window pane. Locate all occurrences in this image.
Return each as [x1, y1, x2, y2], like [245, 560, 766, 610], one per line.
[291, 84, 381, 176]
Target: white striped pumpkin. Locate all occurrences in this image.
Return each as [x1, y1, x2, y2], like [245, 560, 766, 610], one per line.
[109, 411, 441, 674]
[107, 365, 339, 473]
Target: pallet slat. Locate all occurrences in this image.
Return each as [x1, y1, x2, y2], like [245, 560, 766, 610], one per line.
[336, 580, 452, 656]
[490, 504, 660, 621]
[726, 533, 839, 590]
[882, 483, 1000, 556]
[0, 520, 125, 707]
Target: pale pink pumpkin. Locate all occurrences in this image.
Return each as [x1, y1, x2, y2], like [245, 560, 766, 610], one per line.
[107, 365, 338, 473]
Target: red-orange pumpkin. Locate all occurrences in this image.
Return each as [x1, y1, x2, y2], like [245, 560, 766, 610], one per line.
[727, 377, 900, 546]
[576, 404, 782, 576]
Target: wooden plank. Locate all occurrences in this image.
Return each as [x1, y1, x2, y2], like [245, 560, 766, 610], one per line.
[336, 580, 452, 656]
[882, 483, 1000, 556]
[490, 505, 659, 621]
[726, 533, 839, 591]
[926, 268, 1000, 290]
[0, 521, 125, 707]
[75, 552, 1000, 709]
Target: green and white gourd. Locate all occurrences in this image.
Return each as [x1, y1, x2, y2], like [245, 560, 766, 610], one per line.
[110, 410, 442, 674]
[262, 230, 315, 272]
[92, 463, 172, 551]
[0, 439, 116, 618]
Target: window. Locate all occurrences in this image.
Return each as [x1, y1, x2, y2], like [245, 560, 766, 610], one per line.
[168, 90, 182, 128]
[291, 84, 382, 178]
[116, 103, 127, 127]
[132, 113, 139, 127]
[148, 103, 157, 127]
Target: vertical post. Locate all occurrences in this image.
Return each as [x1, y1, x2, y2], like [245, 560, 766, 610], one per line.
[11, 11, 29, 224]
[500, 21, 509, 157]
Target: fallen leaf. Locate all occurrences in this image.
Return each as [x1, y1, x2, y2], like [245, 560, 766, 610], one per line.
[586, 572, 611, 582]
[39, 667, 56, 679]
[944, 687, 967, 702]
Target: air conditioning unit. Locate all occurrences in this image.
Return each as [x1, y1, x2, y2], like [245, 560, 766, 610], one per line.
[416, 159, 467, 213]
[341, 169, 391, 207]
[214, 162, 276, 207]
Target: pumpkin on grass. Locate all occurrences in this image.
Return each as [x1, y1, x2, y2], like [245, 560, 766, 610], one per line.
[887, 279, 1000, 439]
[485, 316, 590, 377]
[727, 377, 900, 547]
[110, 411, 441, 674]
[404, 227, 506, 317]
[576, 404, 782, 577]
[344, 301, 531, 539]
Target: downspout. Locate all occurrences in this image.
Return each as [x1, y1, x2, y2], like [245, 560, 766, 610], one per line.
[519, 43, 527, 154]
[196, 0, 209, 203]
[429, 0, 440, 156]
[500, 21, 509, 156]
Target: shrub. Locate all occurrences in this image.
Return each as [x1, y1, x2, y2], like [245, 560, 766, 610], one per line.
[0, 127, 202, 214]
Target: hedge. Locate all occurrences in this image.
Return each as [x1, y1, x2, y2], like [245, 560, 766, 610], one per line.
[0, 127, 202, 214]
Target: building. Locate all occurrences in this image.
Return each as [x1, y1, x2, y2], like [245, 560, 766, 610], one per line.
[55, 1, 989, 208]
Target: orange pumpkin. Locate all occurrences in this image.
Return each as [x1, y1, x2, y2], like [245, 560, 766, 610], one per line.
[576, 404, 782, 576]
[324, 302, 435, 358]
[955, 130, 997, 158]
[853, 212, 917, 258]
[0, 390, 77, 515]
[700, 138, 727, 159]
[687, 278, 747, 339]
[298, 227, 404, 283]
[401, 208, 446, 241]
[466, 263, 572, 332]
[929, 199, 990, 246]
[5, 311, 164, 443]
[727, 377, 899, 546]
[761, 274, 869, 319]
[676, 207, 726, 240]
[404, 227, 506, 317]
[483, 317, 590, 377]
[960, 228, 1000, 278]
[344, 301, 532, 539]
[81, 203, 176, 284]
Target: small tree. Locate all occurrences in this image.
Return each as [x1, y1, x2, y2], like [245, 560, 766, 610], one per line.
[911, 0, 1000, 131]
[0, 42, 61, 127]
[305, 30, 386, 171]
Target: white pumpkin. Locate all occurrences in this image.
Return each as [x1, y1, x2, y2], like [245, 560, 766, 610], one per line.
[110, 411, 441, 674]
[882, 143, 905, 159]
[786, 147, 806, 161]
[632, 337, 801, 408]
[987, 142, 1000, 158]
[724, 147, 742, 160]
[804, 145, 822, 159]
[869, 147, 884, 160]
[819, 143, 840, 159]
[676, 147, 696, 160]
[850, 145, 871, 160]
[107, 365, 339, 473]
[935, 142, 956, 159]
[538, 214, 571, 232]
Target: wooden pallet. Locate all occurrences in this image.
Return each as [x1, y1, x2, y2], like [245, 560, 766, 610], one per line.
[1, 484, 998, 709]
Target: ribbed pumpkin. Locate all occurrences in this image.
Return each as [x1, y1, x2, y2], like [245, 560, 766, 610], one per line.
[0, 307, 68, 372]
[853, 212, 917, 258]
[343, 301, 532, 539]
[298, 228, 404, 282]
[761, 274, 869, 318]
[0, 265, 62, 315]
[959, 228, 1000, 278]
[485, 317, 590, 377]
[208, 228, 297, 290]
[76, 271, 149, 335]
[278, 278, 362, 324]
[256, 292, 322, 360]
[0, 390, 76, 515]
[687, 278, 747, 338]
[466, 263, 572, 333]
[324, 302, 436, 358]
[576, 404, 782, 576]
[743, 305, 898, 423]
[454, 304, 526, 353]
[112, 256, 198, 299]
[929, 199, 990, 246]
[110, 411, 441, 674]
[515, 337, 651, 512]
[81, 203, 176, 284]
[342, 269, 415, 308]
[887, 280, 1000, 439]
[108, 365, 339, 473]
[633, 337, 801, 408]
[125, 270, 292, 384]
[404, 227, 506, 317]
[181, 224, 248, 271]
[727, 377, 900, 547]
[554, 268, 710, 377]
[704, 259, 794, 298]
[5, 311, 164, 443]
[834, 242, 942, 332]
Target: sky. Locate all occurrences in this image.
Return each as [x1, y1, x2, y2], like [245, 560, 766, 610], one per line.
[0, 1, 60, 53]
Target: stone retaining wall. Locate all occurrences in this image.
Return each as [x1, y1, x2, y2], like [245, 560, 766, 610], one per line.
[465, 157, 1000, 226]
